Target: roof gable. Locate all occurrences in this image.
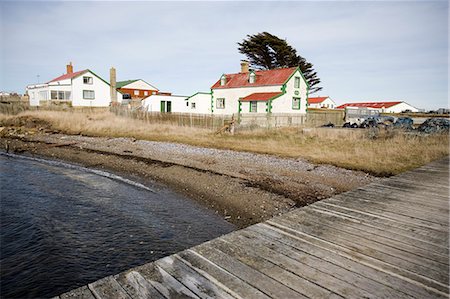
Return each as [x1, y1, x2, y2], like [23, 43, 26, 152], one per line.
[337, 101, 403, 109]
[211, 67, 298, 89]
[116, 79, 138, 89]
[308, 97, 330, 104]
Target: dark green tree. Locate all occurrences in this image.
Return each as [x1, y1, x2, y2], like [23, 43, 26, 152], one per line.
[238, 32, 322, 94]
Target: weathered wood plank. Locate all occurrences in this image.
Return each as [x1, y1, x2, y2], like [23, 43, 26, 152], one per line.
[134, 262, 200, 298]
[249, 223, 446, 299]
[60, 285, 95, 299]
[300, 206, 449, 264]
[88, 276, 131, 299]
[192, 243, 306, 298]
[209, 237, 344, 298]
[154, 255, 236, 298]
[115, 270, 165, 299]
[314, 201, 448, 245]
[309, 205, 449, 256]
[177, 250, 271, 299]
[272, 213, 449, 285]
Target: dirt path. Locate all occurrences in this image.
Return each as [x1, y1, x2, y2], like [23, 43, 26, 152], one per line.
[0, 127, 379, 228]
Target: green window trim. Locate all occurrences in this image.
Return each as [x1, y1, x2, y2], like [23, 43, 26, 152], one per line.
[249, 101, 257, 112]
[292, 97, 301, 110]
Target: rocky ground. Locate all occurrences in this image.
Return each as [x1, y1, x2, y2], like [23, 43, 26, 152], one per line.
[0, 125, 379, 228]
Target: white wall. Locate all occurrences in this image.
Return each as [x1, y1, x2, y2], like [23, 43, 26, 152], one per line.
[386, 102, 419, 113]
[124, 80, 158, 91]
[308, 97, 336, 109]
[142, 95, 188, 112]
[240, 101, 268, 114]
[271, 69, 307, 114]
[212, 85, 280, 115]
[71, 71, 122, 107]
[186, 93, 212, 114]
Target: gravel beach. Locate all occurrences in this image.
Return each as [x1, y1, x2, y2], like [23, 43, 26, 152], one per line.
[1, 128, 379, 228]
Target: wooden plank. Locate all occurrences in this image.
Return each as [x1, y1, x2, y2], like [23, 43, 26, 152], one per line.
[115, 270, 165, 299]
[369, 182, 449, 200]
[60, 285, 95, 299]
[265, 219, 449, 295]
[218, 230, 395, 298]
[242, 226, 415, 299]
[262, 221, 449, 298]
[191, 243, 306, 298]
[154, 255, 236, 299]
[309, 205, 449, 256]
[325, 197, 449, 232]
[273, 213, 448, 285]
[88, 276, 131, 299]
[208, 236, 344, 298]
[314, 201, 448, 245]
[296, 207, 449, 266]
[177, 250, 271, 299]
[133, 262, 200, 298]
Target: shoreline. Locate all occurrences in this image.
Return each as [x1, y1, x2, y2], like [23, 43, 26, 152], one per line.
[0, 130, 379, 228]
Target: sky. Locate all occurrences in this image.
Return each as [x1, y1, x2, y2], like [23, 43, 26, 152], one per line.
[0, 0, 448, 110]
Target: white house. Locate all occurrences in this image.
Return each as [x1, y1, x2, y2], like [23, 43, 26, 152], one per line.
[26, 63, 122, 107]
[185, 92, 212, 114]
[337, 101, 419, 113]
[142, 94, 188, 112]
[308, 96, 337, 109]
[211, 61, 308, 117]
[116, 79, 159, 99]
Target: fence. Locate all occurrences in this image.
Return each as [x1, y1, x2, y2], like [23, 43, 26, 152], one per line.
[306, 108, 345, 127]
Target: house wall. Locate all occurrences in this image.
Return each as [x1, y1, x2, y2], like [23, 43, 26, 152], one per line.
[212, 85, 280, 115]
[386, 102, 419, 113]
[240, 101, 268, 114]
[124, 80, 158, 91]
[309, 98, 336, 109]
[119, 88, 157, 99]
[71, 71, 122, 107]
[186, 93, 212, 114]
[271, 69, 307, 114]
[142, 95, 188, 112]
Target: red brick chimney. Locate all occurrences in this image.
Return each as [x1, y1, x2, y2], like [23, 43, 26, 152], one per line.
[66, 62, 73, 74]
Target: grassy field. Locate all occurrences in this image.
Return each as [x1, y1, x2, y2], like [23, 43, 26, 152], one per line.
[1, 110, 448, 176]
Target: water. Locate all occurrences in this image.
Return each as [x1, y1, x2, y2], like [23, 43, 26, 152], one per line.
[0, 154, 235, 298]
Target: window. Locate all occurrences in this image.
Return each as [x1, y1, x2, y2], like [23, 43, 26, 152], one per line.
[50, 90, 71, 100]
[249, 72, 256, 84]
[191, 102, 196, 109]
[134, 90, 139, 96]
[249, 101, 257, 112]
[294, 77, 300, 88]
[292, 97, 301, 110]
[83, 76, 93, 84]
[83, 90, 95, 99]
[144, 91, 148, 96]
[216, 98, 225, 109]
[186, 102, 189, 107]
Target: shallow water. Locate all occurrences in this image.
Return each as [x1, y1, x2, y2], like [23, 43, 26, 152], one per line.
[0, 153, 235, 298]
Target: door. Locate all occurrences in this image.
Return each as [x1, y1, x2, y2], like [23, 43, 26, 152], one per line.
[160, 101, 166, 112]
[166, 101, 172, 113]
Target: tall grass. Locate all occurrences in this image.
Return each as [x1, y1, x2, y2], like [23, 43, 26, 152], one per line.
[1, 110, 448, 176]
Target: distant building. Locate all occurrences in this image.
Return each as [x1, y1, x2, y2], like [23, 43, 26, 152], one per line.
[26, 63, 122, 107]
[210, 61, 308, 116]
[116, 79, 159, 99]
[337, 101, 419, 113]
[142, 94, 188, 113]
[308, 96, 336, 109]
[185, 92, 212, 114]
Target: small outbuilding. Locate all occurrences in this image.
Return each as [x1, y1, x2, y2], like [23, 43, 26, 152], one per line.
[308, 96, 337, 109]
[337, 101, 419, 113]
[116, 79, 159, 99]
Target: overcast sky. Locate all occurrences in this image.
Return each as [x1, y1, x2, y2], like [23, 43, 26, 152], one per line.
[0, 1, 448, 109]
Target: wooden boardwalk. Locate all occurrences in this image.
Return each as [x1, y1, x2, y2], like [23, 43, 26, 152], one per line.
[57, 157, 449, 299]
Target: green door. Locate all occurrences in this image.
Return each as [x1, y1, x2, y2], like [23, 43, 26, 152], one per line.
[166, 101, 172, 112]
[160, 101, 166, 112]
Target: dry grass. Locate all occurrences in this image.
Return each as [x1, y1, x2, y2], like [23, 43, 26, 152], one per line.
[1, 110, 448, 176]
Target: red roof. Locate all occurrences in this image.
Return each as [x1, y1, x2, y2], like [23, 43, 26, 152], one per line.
[241, 92, 282, 102]
[48, 70, 88, 83]
[337, 101, 403, 109]
[308, 96, 329, 104]
[211, 67, 297, 89]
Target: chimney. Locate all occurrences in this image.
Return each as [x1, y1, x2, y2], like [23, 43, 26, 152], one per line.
[110, 67, 117, 104]
[240, 60, 249, 73]
[66, 62, 73, 74]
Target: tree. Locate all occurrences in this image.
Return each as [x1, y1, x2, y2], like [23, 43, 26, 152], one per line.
[237, 32, 322, 94]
